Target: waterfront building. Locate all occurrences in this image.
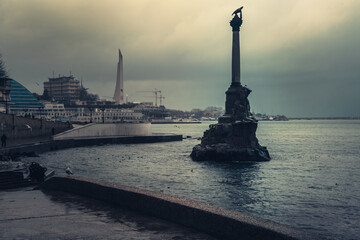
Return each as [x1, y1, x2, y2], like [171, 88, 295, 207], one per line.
[42, 102, 69, 120]
[1, 77, 142, 123]
[8, 79, 42, 115]
[43, 75, 80, 104]
[134, 104, 171, 121]
[113, 49, 124, 105]
[70, 108, 143, 123]
[40, 104, 143, 123]
[0, 77, 11, 113]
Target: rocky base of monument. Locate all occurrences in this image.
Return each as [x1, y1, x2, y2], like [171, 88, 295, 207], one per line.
[190, 143, 270, 162]
[191, 120, 270, 162]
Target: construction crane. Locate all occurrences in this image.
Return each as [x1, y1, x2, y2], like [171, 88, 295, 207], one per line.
[137, 88, 161, 106]
[159, 94, 165, 106]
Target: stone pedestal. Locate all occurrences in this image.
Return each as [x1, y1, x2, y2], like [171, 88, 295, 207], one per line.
[219, 83, 251, 123]
[191, 84, 270, 162]
[190, 7, 270, 162]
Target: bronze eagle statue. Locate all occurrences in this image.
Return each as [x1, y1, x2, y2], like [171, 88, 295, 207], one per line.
[232, 6, 243, 16]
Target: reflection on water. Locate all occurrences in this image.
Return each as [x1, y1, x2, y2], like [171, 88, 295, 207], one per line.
[23, 120, 360, 240]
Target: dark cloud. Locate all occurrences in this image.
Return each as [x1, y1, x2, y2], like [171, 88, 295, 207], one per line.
[0, 1, 359, 116]
[244, 13, 360, 117]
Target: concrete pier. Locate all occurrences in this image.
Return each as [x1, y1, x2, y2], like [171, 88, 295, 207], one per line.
[0, 133, 182, 155]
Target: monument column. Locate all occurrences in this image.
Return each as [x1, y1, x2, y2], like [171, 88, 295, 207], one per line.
[219, 8, 246, 121]
[191, 6, 270, 162]
[230, 8, 243, 86]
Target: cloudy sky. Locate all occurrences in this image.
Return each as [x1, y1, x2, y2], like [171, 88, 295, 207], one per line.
[0, 0, 359, 117]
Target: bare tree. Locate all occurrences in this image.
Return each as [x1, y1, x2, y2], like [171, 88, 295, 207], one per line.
[0, 54, 8, 78]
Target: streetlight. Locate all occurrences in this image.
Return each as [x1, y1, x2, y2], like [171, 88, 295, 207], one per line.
[3, 89, 10, 114]
[101, 107, 105, 123]
[88, 107, 93, 123]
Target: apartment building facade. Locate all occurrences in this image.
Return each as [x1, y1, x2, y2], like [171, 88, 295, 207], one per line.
[43, 75, 80, 104]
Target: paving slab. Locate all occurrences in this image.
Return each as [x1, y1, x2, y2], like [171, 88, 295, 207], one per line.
[0, 188, 218, 240]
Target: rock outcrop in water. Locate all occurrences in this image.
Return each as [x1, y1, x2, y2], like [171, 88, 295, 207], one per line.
[191, 85, 270, 162]
[191, 7, 270, 162]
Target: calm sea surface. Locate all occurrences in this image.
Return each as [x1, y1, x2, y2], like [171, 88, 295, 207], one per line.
[24, 120, 360, 240]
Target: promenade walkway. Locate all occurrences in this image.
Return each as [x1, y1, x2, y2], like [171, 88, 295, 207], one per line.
[0, 188, 217, 240]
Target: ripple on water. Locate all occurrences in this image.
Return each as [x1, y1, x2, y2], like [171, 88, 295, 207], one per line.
[21, 120, 360, 240]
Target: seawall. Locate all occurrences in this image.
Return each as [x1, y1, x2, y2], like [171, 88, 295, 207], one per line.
[0, 134, 182, 155]
[0, 113, 72, 139]
[40, 176, 325, 240]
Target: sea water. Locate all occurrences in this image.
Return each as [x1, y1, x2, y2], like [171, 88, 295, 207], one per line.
[24, 120, 360, 240]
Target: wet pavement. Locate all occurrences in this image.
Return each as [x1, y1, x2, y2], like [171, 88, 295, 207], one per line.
[0, 188, 218, 240]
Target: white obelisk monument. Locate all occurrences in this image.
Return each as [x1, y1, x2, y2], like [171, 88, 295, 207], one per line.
[113, 49, 124, 104]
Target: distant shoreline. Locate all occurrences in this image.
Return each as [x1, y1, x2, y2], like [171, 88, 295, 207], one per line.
[151, 121, 201, 124]
[287, 117, 360, 120]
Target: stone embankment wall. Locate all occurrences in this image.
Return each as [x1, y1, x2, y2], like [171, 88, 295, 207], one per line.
[54, 122, 151, 140]
[0, 113, 72, 139]
[41, 177, 323, 240]
[0, 134, 183, 155]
